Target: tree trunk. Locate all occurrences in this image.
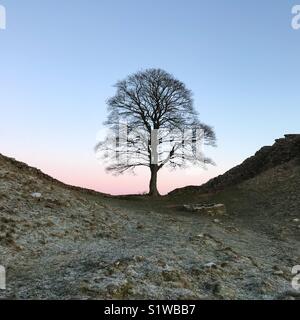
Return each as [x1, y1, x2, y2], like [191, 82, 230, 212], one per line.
[149, 165, 160, 196]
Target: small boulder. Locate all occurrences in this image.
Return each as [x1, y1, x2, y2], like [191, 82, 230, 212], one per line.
[31, 192, 42, 198]
[204, 262, 217, 269]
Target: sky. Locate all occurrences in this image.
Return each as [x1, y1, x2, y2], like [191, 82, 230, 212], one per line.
[0, 0, 300, 195]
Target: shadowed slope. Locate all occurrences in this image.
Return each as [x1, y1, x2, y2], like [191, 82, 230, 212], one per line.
[170, 134, 300, 195]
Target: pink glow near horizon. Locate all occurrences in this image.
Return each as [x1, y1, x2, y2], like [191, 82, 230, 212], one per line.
[47, 169, 220, 195]
[2, 148, 223, 195]
[32, 160, 223, 195]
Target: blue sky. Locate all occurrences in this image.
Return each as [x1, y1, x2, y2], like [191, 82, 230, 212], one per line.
[0, 0, 299, 194]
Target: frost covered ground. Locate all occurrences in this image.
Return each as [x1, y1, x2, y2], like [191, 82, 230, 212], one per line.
[0, 153, 299, 300]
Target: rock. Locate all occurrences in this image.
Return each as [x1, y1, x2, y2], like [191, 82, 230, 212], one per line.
[203, 262, 217, 269]
[292, 218, 299, 222]
[133, 255, 145, 262]
[31, 192, 42, 198]
[273, 270, 284, 275]
[226, 226, 239, 233]
[183, 203, 226, 216]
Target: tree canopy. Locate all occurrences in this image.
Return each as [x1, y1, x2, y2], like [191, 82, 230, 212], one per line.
[96, 68, 216, 196]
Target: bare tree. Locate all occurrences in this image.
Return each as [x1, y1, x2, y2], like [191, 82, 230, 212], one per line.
[96, 69, 216, 196]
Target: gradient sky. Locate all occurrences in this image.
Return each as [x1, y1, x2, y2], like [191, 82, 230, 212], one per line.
[1, 0, 300, 194]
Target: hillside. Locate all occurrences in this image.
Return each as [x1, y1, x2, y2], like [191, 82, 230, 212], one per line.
[0, 138, 300, 300]
[170, 134, 300, 196]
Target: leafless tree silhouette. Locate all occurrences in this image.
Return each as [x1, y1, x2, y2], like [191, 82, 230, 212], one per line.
[96, 69, 216, 196]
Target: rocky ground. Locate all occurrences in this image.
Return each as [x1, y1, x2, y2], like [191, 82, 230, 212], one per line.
[0, 136, 299, 300]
